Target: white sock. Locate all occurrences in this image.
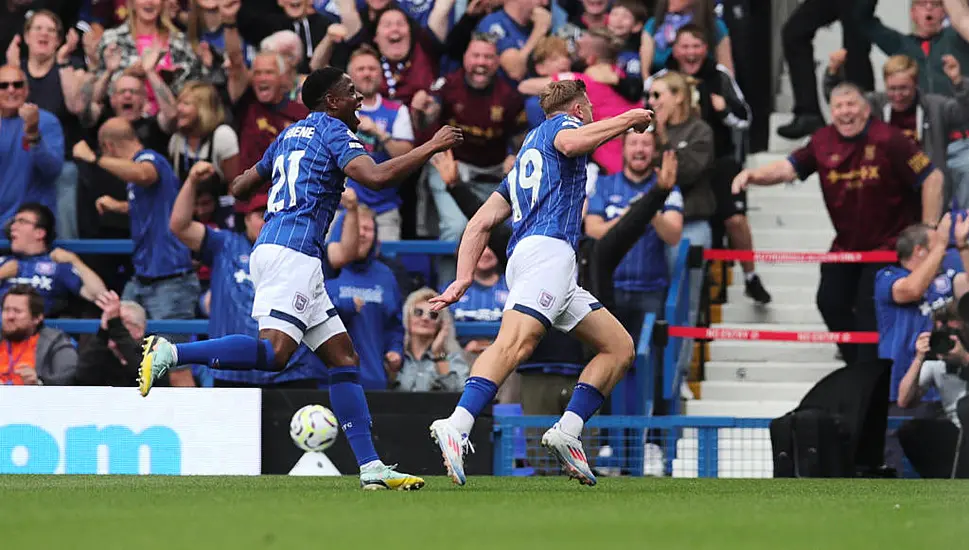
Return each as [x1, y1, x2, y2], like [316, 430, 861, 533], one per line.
[558, 411, 584, 438]
[448, 406, 475, 436]
[360, 459, 383, 471]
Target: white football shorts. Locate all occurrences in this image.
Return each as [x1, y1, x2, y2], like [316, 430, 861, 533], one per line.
[503, 235, 601, 332]
[249, 244, 346, 350]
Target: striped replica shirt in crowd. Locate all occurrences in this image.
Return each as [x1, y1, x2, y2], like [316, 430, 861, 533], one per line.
[128, 150, 193, 278]
[346, 95, 414, 214]
[587, 173, 683, 293]
[255, 112, 368, 259]
[497, 113, 589, 257]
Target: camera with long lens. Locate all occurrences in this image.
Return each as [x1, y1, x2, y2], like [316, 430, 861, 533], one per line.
[928, 298, 969, 381]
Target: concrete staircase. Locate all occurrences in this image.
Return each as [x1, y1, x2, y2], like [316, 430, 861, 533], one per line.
[668, 0, 911, 477]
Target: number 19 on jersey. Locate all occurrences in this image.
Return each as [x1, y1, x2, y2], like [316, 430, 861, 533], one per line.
[508, 148, 543, 222]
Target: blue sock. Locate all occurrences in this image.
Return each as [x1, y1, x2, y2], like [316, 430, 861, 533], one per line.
[448, 377, 499, 435]
[328, 367, 379, 467]
[565, 382, 606, 422]
[175, 335, 275, 371]
[456, 376, 499, 417]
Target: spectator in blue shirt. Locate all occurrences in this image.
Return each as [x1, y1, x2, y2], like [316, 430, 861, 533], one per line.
[345, 44, 415, 241]
[475, 0, 552, 81]
[0, 65, 64, 225]
[327, 206, 405, 390]
[72, 117, 199, 386]
[585, 131, 683, 344]
[607, 0, 647, 78]
[168, 161, 362, 388]
[639, 0, 733, 76]
[874, 218, 969, 472]
[0, 203, 107, 316]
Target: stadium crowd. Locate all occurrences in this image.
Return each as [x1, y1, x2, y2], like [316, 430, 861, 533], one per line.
[2, 0, 969, 474]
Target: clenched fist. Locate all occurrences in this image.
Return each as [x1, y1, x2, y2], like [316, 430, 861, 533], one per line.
[340, 187, 358, 210]
[19, 103, 39, 133]
[188, 160, 216, 182]
[73, 140, 97, 163]
[430, 125, 464, 153]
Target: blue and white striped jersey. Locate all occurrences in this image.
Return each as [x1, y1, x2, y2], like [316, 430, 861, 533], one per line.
[254, 112, 368, 258]
[496, 113, 588, 257]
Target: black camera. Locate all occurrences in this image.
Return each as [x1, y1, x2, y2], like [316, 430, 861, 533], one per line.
[926, 327, 958, 360]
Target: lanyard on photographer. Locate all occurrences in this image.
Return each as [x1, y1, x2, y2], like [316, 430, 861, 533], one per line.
[2, 341, 28, 384]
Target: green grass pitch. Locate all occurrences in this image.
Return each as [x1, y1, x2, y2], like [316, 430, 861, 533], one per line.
[2, 476, 968, 549]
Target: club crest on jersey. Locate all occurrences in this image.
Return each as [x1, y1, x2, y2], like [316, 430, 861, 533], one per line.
[491, 105, 504, 122]
[35, 262, 56, 275]
[496, 290, 509, 305]
[239, 254, 249, 264]
[864, 145, 876, 161]
[933, 274, 952, 294]
[538, 290, 554, 310]
[293, 293, 309, 312]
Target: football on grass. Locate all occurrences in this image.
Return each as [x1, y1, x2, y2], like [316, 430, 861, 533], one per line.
[290, 404, 339, 452]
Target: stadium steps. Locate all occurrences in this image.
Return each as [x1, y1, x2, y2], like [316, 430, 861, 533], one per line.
[670, 0, 911, 478]
[705, 361, 841, 383]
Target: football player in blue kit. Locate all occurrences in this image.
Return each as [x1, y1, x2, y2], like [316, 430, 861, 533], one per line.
[139, 66, 464, 490]
[430, 79, 654, 486]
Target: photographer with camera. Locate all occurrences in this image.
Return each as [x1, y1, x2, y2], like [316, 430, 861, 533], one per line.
[876, 216, 969, 404]
[875, 215, 969, 473]
[896, 299, 969, 478]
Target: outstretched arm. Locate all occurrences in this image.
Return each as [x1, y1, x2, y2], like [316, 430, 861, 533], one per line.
[554, 109, 653, 157]
[343, 126, 463, 190]
[429, 192, 512, 311]
[732, 158, 799, 194]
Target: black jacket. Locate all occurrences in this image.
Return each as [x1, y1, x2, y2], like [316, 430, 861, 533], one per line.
[653, 57, 752, 161]
[75, 318, 148, 387]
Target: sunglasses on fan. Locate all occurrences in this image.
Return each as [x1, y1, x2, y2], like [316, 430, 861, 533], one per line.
[412, 307, 440, 321]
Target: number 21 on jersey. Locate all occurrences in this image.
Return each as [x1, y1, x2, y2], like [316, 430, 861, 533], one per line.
[268, 150, 306, 213]
[508, 148, 543, 222]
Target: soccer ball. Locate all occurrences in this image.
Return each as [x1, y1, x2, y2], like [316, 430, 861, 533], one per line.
[290, 404, 340, 452]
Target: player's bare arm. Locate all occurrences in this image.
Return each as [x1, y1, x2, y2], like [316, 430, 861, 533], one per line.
[170, 161, 217, 253]
[326, 188, 361, 270]
[343, 125, 464, 190]
[430, 192, 512, 311]
[229, 165, 267, 201]
[553, 109, 653, 158]
[732, 158, 798, 194]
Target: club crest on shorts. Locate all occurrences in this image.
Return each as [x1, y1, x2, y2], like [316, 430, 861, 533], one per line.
[293, 293, 309, 312]
[539, 290, 554, 310]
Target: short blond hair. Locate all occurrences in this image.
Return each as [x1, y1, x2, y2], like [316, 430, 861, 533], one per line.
[532, 36, 569, 65]
[539, 79, 588, 116]
[883, 54, 919, 81]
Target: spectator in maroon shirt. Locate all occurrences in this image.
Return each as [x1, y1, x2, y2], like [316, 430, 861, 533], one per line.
[412, 32, 525, 245]
[733, 82, 944, 365]
[224, 8, 308, 216]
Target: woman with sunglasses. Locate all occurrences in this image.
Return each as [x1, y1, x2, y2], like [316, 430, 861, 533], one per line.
[395, 287, 469, 392]
[647, 70, 714, 400]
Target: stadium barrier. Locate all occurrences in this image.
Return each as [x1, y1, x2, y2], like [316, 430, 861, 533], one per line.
[492, 415, 911, 478]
